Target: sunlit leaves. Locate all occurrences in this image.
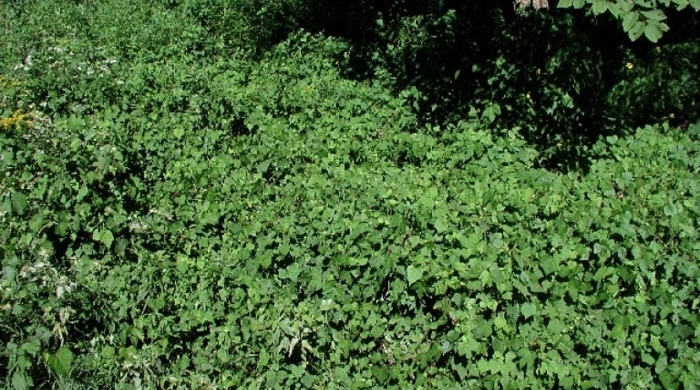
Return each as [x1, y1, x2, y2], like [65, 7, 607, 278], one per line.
[556, 0, 684, 41]
[1, 5, 699, 387]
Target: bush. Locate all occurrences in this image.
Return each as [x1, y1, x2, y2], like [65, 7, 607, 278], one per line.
[3, 25, 700, 388]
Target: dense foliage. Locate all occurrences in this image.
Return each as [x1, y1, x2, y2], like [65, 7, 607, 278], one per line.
[1, 0, 699, 388]
[555, 0, 700, 42]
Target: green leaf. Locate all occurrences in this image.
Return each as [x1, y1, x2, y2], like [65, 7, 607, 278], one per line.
[44, 347, 73, 377]
[406, 265, 423, 286]
[623, 11, 640, 32]
[11, 371, 28, 390]
[521, 302, 537, 319]
[101, 229, 114, 247]
[174, 126, 185, 138]
[101, 346, 115, 359]
[594, 266, 616, 281]
[434, 218, 449, 234]
[147, 296, 165, 311]
[640, 9, 667, 21]
[320, 299, 335, 311]
[301, 374, 316, 388]
[558, 0, 574, 7]
[12, 192, 27, 214]
[629, 20, 646, 41]
[77, 186, 89, 201]
[29, 213, 44, 234]
[547, 318, 566, 333]
[643, 21, 663, 42]
[618, 0, 635, 13]
[592, 0, 608, 14]
[607, 2, 621, 17]
[494, 316, 508, 331]
[258, 349, 269, 368]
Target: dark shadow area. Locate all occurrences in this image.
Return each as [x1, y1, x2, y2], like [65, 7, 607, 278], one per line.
[293, 0, 700, 173]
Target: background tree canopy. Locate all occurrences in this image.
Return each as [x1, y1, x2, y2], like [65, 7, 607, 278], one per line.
[1, 0, 699, 388]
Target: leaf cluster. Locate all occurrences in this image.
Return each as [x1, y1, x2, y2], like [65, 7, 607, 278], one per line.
[2, 18, 700, 388]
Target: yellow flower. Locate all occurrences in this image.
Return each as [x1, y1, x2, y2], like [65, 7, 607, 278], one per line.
[0, 109, 33, 130]
[0, 76, 23, 88]
[625, 62, 634, 70]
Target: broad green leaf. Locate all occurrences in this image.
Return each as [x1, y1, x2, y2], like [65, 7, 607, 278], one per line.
[594, 266, 616, 281]
[494, 316, 508, 330]
[77, 186, 89, 201]
[643, 21, 663, 42]
[592, 0, 608, 14]
[44, 347, 73, 377]
[618, 0, 635, 13]
[607, 2, 620, 17]
[558, 0, 574, 7]
[629, 20, 646, 40]
[28, 213, 44, 233]
[521, 302, 537, 319]
[640, 9, 667, 21]
[671, 0, 688, 8]
[406, 265, 423, 286]
[259, 349, 269, 368]
[320, 299, 335, 311]
[301, 374, 316, 388]
[147, 296, 165, 311]
[547, 318, 566, 333]
[174, 126, 184, 138]
[101, 229, 114, 247]
[623, 11, 640, 32]
[22, 340, 41, 355]
[101, 346, 115, 359]
[12, 192, 27, 214]
[434, 218, 449, 234]
[11, 371, 28, 390]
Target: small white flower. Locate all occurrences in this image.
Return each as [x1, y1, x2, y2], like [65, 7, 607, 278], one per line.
[129, 221, 149, 232]
[38, 248, 51, 259]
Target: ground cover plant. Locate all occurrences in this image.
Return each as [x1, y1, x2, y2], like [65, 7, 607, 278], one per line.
[1, 0, 699, 389]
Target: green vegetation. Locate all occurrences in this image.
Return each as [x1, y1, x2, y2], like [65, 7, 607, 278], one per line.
[555, 0, 700, 42]
[1, 0, 699, 388]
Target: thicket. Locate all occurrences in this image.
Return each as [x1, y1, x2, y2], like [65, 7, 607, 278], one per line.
[1, 0, 699, 388]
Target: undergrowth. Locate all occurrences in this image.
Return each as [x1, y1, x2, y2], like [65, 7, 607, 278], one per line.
[1, 0, 699, 389]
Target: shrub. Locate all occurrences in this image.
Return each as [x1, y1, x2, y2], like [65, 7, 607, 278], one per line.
[3, 27, 700, 388]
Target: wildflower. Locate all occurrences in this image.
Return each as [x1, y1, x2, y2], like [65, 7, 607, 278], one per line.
[129, 221, 149, 232]
[0, 110, 33, 130]
[626, 62, 634, 69]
